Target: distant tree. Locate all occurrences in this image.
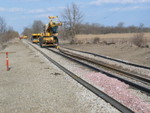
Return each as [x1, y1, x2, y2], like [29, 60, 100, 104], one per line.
[116, 22, 125, 33]
[138, 23, 144, 32]
[0, 16, 7, 33]
[21, 20, 44, 38]
[117, 22, 124, 28]
[78, 22, 150, 34]
[22, 27, 32, 37]
[0, 29, 19, 44]
[32, 20, 44, 33]
[61, 3, 83, 42]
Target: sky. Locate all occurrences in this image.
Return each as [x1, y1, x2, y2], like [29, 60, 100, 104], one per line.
[0, 0, 150, 33]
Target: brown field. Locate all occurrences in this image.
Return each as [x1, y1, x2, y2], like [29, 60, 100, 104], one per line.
[63, 33, 150, 66]
[75, 33, 150, 43]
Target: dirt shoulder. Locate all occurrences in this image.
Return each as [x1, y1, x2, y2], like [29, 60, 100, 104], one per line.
[62, 43, 150, 66]
[0, 39, 120, 113]
[0, 39, 85, 113]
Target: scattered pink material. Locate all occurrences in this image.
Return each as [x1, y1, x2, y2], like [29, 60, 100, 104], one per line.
[83, 72, 150, 113]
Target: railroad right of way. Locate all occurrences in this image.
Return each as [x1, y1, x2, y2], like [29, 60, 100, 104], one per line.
[24, 40, 150, 113]
[0, 38, 121, 113]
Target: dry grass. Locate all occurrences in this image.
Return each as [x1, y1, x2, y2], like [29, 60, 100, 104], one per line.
[74, 33, 150, 44]
[132, 33, 149, 47]
[76, 33, 150, 40]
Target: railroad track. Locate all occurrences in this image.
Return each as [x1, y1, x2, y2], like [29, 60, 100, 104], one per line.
[62, 47, 150, 70]
[44, 48, 149, 96]
[27, 42, 134, 113]
[57, 47, 150, 94]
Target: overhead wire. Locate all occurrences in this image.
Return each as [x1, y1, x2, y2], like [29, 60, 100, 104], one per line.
[103, 3, 131, 20]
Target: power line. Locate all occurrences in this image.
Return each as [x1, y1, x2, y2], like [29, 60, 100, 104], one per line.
[103, 3, 131, 20]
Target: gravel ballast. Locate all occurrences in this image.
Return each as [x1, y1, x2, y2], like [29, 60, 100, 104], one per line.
[25, 40, 150, 113]
[62, 43, 150, 66]
[0, 39, 121, 113]
[61, 47, 150, 78]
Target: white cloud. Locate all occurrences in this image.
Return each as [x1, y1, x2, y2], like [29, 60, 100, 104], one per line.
[0, 8, 52, 14]
[57, 6, 65, 10]
[0, 7, 24, 13]
[28, 9, 46, 13]
[47, 8, 52, 11]
[12, 0, 40, 2]
[8, 8, 24, 12]
[111, 6, 150, 11]
[0, 8, 5, 12]
[0, 6, 63, 14]
[36, 14, 51, 18]
[27, 7, 61, 13]
[90, 0, 150, 5]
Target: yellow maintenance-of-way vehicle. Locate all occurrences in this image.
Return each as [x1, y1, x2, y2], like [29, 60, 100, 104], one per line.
[39, 16, 62, 47]
[31, 33, 41, 43]
[23, 35, 28, 39]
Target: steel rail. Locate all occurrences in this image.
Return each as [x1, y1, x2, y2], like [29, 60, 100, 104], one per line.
[47, 48, 150, 94]
[62, 47, 150, 70]
[27, 42, 134, 113]
[59, 48, 150, 86]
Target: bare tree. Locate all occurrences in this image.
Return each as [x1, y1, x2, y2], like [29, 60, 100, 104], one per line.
[22, 20, 44, 38]
[0, 16, 19, 46]
[132, 32, 148, 48]
[32, 20, 44, 33]
[117, 22, 124, 28]
[22, 27, 32, 37]
[61, 3, 83, 42]
[0, 16, 7, 33]
[138, 23, 144, 32]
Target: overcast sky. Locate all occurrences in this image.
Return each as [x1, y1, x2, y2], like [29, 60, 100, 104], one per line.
[0, 0, 150, 33]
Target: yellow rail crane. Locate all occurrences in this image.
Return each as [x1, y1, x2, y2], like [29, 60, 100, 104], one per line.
[23, 35, 28, 39]
[39, 16, 62, 48]
[31, 33, 41, 43]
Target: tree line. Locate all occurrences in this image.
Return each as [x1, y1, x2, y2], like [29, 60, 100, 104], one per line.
[77, 23, 150, 34]
[21, 3, 150, 43]
[0, 16, 19, 45]
[59, 3, 150, 42]
[22, 20, 44, 38]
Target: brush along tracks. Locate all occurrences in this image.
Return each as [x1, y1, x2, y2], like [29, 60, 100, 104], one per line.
[58, 47, 150, 94]
[27, 42, 134, 113]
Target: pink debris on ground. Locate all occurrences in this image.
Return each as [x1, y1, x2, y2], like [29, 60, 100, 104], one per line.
[83, 72, 150, 113]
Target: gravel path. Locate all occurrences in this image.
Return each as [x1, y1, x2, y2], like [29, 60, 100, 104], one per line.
[0, 39, 121, 113]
